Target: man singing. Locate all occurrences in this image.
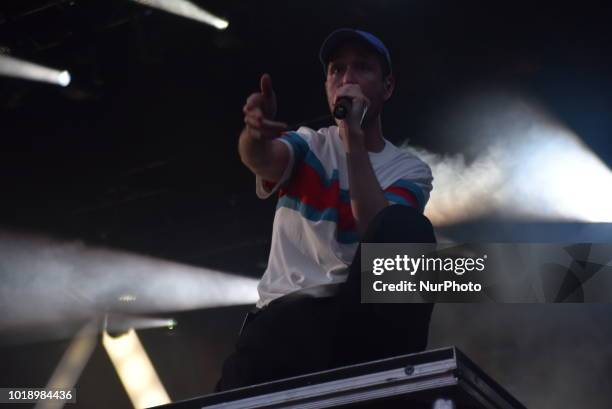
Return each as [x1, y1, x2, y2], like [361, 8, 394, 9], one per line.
[217, 28, 436, 391]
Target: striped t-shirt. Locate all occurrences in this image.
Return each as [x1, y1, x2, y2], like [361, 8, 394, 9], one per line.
[255, 125, 432, 308]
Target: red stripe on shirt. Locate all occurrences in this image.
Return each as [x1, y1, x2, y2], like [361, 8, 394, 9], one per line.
[279, 162, 356, 231]
[385, 186, 419, 207]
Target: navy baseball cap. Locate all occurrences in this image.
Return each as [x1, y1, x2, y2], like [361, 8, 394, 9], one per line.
[319, 28, 392, 75]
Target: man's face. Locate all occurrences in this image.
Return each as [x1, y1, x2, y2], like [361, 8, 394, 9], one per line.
[324, 42, 394, 125]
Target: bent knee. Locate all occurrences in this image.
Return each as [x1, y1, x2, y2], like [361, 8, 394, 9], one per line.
[364, 204, 435, 243]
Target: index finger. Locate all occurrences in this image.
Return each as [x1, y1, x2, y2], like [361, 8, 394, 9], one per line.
[260, 73, 274, 97]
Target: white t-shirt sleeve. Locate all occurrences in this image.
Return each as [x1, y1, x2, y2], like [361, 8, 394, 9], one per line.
[256, 138, 295, 199]
[255, 128, 315, 199]
[383, 154, 433, 212]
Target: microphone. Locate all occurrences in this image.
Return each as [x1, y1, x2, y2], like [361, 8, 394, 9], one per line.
[333, 97, 369, 127]
[333, 97, 351, 119]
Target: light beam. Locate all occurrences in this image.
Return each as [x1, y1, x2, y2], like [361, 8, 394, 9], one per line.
[103, 329, 171, 409]
[406, 90, 612, 225]
[0, 229, 259, 344]
[131, 0, 229, 30]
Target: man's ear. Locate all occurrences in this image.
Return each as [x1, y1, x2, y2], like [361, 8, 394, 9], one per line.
[383, 74, 395, 101]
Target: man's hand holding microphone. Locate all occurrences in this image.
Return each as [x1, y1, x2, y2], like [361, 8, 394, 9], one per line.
[332, 84, 370, 153]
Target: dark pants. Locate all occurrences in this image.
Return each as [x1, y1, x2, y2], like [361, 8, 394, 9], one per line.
[216, 205, 436, 391]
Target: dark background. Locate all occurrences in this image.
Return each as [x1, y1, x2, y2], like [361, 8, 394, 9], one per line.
[1, 0, 612, 408]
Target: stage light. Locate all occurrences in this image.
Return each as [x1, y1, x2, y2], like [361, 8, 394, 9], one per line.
[119, 294, 137, 303]
[104, 313, 178, 335]
[131, 0, 229, 30]
[57, 71, 71, 87]
[0, 54, 71, 87]
[103, 329, 171, 409]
